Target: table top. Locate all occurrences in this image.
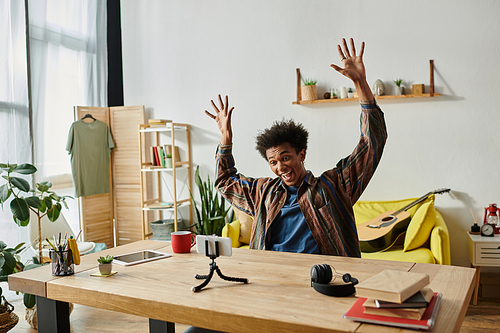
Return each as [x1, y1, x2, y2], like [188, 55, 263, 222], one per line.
[468, 232, 500, 243]
[9, 240, 476, 333]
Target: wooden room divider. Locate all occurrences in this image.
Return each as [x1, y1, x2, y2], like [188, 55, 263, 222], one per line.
[74, 106, 146, 248]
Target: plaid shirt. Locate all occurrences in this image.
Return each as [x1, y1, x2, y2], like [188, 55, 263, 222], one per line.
[215, 102, 387, 257]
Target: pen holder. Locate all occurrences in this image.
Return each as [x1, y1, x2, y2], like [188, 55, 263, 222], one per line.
[50, 249, 74, 276]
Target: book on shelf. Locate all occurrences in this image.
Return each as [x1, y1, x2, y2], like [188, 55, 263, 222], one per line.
[148, 119, 171, 124]
[150, 147, 156, 166]
[148, 123, 167, 127]
[362, 298, 427, 320]
[149, 145, 181, 167]
[163, 145, 181, 162]
[355, 270, 430, 303]
[158, 146, 165, 167]
[343, 292, 442, 330]
[374, 287, 434, 308]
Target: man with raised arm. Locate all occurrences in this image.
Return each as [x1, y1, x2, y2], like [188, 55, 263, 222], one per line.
[205, 38, 387, 257]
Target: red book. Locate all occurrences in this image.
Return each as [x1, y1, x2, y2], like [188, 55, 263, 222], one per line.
[153, 146, 160, 166]
[343, 292, 442, 330]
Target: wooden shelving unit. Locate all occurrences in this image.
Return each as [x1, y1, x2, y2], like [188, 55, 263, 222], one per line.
[138, 122, 192, 239]
[293, 60, 440, 105]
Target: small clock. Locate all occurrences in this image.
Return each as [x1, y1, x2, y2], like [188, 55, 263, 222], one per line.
[480, 223, 495, 237]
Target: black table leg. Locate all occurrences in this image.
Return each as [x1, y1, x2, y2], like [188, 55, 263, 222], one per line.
[149, 318, 175, 332]
[36, 296, 70, 333]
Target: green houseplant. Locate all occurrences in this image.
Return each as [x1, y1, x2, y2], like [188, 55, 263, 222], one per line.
[0, 240, 39, 311]
[0, 163, 72, 261]
[190, 166, 230, 236]
[393, 78, 404, 95]
[97, 255, 114, 275]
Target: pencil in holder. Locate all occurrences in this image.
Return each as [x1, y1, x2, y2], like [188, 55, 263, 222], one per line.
[50, 249, 74, 276]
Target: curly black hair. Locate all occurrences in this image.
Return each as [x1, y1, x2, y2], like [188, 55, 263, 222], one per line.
[255, 119, 309, 159]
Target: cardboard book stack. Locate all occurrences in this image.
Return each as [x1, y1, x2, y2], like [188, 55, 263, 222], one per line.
[344, 270, 442, 330]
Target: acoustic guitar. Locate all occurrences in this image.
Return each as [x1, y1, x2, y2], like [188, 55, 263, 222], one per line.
[357, 188, 451, 253]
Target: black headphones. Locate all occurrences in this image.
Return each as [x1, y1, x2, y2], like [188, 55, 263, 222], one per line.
[310, 264, 358, 297]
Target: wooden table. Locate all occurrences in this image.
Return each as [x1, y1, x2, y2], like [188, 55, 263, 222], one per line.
[9, 240, 475, 333]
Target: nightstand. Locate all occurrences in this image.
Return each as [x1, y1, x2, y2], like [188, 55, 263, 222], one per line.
[467, 232, 500, 305]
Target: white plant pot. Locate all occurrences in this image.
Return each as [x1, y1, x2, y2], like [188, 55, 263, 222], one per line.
[395, 86, 404, 95]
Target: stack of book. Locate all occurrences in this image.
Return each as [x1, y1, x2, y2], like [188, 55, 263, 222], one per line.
[344, 270, 442, 330]
[150, 145, 180, 168]
[148, 119, 171, 127]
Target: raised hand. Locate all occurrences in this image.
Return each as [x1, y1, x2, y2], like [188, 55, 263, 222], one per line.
[330, 38, 373, 102]
[205, 94, 234, 145]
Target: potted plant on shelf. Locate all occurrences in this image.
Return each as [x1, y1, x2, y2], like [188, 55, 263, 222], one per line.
[347, 88, 354, 98]
[97, 255, 114, 275]
[393, 78, 405, 95]
[190, 166, 230, 236]
[301, 78, 318, 101]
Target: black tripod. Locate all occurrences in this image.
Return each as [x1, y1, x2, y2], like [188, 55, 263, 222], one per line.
[191, 239, 248, 292]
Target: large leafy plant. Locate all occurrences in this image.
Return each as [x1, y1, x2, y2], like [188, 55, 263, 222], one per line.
[190, 166, 230, 236]
[0, 163, 72, 260]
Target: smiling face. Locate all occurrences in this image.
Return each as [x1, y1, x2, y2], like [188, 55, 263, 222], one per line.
[266, 142, 307, 187]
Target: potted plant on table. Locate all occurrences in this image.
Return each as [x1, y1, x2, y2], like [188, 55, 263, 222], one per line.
[190, 166, 230, 236]
[97, 255, 114, 275]
[301, 78, 318, 101]
[393, 78, 405, 95]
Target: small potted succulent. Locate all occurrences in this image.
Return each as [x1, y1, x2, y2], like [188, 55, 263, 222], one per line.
[347, 88, 354, 98]
[393, 78, 405, 95]
[301, 78, 318, 101]
[97, 255, 114, 275]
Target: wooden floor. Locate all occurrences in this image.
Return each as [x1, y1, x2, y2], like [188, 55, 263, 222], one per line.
[7, 297, 500, 332]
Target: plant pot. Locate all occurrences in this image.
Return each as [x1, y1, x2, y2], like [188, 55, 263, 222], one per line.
[301, 85, 317, 101]
[150, 219, 183, 240]
[395, 86, 405, 95]
[99, 263, 113, 275]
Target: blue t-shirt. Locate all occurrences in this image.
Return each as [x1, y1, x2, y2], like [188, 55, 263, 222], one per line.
[268, 186, 320, 254]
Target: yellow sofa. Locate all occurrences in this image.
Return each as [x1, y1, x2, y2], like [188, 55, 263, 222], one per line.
[222, 195, 450, 265]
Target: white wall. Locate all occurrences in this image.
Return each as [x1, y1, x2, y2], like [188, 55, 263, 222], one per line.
[121, 0, 500, 267]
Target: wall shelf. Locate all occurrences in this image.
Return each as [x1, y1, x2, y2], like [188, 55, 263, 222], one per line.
[294, 60, 439, 105]
[293, 93, 440, 105]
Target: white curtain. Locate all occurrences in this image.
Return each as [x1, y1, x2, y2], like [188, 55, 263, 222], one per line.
[28, 0, 107, 233]
[0, 1, 31, 250]
[29, 0, 107, 186]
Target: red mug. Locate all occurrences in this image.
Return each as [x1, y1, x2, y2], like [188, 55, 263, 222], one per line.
[171, 231, 196, 253]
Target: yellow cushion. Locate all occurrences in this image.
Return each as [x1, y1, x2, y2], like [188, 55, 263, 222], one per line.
[361, 245, 435, 264]
[233, 206, 253, 244]
[221, 220, 242, 248]
[430, 211, 450, 265]
[403, 198, 436, 252]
